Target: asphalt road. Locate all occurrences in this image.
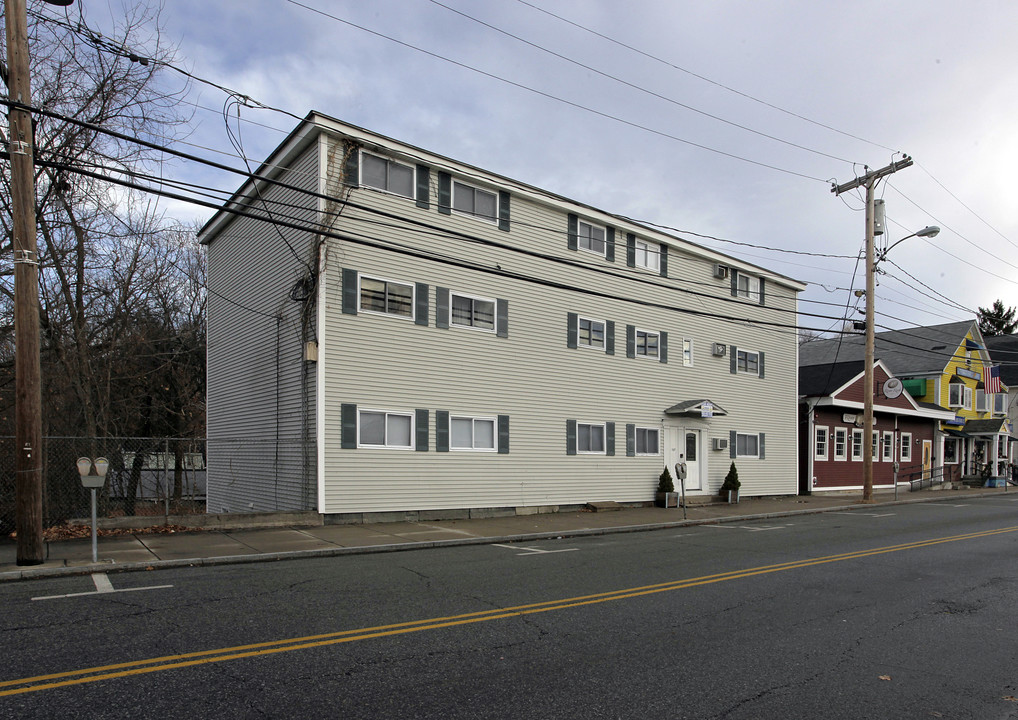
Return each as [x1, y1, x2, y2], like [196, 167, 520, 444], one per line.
[2, 496, 1018, 719]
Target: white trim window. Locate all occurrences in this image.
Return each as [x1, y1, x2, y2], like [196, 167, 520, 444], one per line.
[635, 427, 660, 456]
[900, 432, 913, 462]
[452, 180, 498, 222]
[814, 426, 829, 460]
[944, 438, 959, 464]
[997, 435, 1008, 457]
[451, 416, 496, 451]
[577, 423, 606, 454]
[359, 275, 414, 318]
[872, 431, 879, 461]
[735, 433, 760, 458]
[578, 221, 606, 255]
[578, 317, 605, 349]
[361, 152, 414, 198]
[358, 409, 414, 449]
[976, 389, 989, 413]
[736, 273, 761, 301]
[451, 292, 495, 331]
[993, 393, 1007, 415]
[963, 386, 973, 410]
[682, 339, 693, 367]
[634, 239, 660, 272]
[834, 428, 848, 461]
[948, 382, 964, 408]
[737, 350, 760, 374]
[882, 431, 894, 461]
[851, 429, 864, 460]
[636, 330, 660, 358]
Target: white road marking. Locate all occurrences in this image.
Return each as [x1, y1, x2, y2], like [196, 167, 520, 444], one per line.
[703, 525, 787, 532]
[492, 543, 579, 556]
[32, 573, 173, 601]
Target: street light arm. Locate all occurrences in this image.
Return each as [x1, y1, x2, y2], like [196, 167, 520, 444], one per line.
[876, 226, 940, 265]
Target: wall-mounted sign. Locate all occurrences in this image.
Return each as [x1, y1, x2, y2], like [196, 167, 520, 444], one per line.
[883, 377, 903, 399]
[957, 368, 981, 380]
[843, 413, 858, 424]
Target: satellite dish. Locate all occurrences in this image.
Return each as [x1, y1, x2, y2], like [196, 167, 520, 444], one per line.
[883, 377, 903, 399]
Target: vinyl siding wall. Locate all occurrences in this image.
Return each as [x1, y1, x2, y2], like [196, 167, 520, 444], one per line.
[205, 141, 320, 513]
[317, 132, 800, 514]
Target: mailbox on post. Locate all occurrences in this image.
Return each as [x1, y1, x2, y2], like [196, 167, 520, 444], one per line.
[76, 457, 108, 562]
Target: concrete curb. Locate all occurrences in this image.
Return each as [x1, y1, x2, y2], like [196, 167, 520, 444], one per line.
[0, 492, 1003, 583]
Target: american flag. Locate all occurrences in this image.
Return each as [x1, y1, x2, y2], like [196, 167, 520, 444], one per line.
[985, 364, 1003, 394]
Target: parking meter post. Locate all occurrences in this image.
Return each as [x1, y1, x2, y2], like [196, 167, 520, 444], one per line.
[90, 487, 98, 563]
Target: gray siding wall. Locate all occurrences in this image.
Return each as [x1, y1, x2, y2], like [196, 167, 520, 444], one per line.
[316, 132, 800, 513]
[205, 141, 321, 513]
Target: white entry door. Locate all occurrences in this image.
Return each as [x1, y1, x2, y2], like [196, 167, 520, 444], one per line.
[667, 428, 702, 491]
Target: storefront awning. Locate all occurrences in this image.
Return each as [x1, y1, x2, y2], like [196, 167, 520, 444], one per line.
[943, 428, 971, 438]
[664, 399, 728, 418]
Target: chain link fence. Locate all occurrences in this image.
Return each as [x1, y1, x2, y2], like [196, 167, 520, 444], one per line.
[0, 437, 206, 534]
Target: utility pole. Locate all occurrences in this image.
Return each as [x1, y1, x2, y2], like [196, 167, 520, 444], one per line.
[832, 156, 913, 502]
[6, 0, 45, 564]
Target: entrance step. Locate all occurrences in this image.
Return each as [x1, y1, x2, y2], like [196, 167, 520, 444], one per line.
[681, 495, 720, 507]
[586, 501, 622, 512]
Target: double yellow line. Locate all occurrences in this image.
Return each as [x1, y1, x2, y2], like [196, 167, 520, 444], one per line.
[4, 524, 1016, 697]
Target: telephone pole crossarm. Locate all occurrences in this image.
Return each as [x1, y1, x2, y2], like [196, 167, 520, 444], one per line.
[831, 155, 913, 196]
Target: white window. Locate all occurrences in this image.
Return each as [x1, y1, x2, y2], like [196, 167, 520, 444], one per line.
[944, 438, 959, 464]
[578, 221, 606, 255]
[736, 273, 761, 301]
[577, 423, 606, 454]
[963, 386, 973, 410]
[948, 383, 964, 408]
[735, 433, 759, 458]
[834, 428, 848, 461]
[358, 410, 413, 449]
[451, 293, 495, 330]
[882, 431, 894, 461]
[976, 389, 989, 413]
[682, 339, 693, 367]
[635, 427, 660, 456]
[900, 433, 912, 462]
[636, 330, 659, 358]
[634, 239, 660, 272]
[453, 180, 498, 222]
[360, 276, 414, 318]
[361, 152, 414, 198]
[579, 318, 605, 349]
[814, 426, 829, 460]
[451, 416, 496, 451]
[851, 429, 864, 460]
[994, 393, 1007, 415]
[737, 350, 759, 374]
[998, 435, 1008, 457]
[872, 431, 879, 460]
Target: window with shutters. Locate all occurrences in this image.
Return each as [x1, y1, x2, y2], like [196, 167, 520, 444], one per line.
[578, 317, 605, 349]
[635, 427, 660, 455]
[737, 349, 759, 374]
[452, 180, 498, 222]
[358, 409, 414, 449]
[636, 329, 659, 358]
[735, 433, 759, 458]
[360, 152, 414, 198]
[634, 239, 660, 272]
[578, 221, 606, 255]
[451, 292, 495, 331]
[359, 275, 414, 318]
[577, 423, 606, 454]
[451, 416, 496, 451]
[736, 273, 761, 302]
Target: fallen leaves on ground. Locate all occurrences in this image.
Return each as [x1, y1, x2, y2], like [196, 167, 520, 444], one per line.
[879, 675, 892, 681]
[9, 523, 202, 541]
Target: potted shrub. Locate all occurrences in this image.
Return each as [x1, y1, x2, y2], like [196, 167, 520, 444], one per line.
[655, 467, 675, 507]
[720, 462, 741, 503]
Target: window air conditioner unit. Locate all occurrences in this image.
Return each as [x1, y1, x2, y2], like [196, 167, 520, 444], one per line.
[713, 264, 729, 279]
[712, 343, 727, 357]
[712, 437, 728, 451]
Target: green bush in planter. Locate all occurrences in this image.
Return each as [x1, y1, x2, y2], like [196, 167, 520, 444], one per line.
[657, 468, 674, 493]
[720, 462, 740, 497]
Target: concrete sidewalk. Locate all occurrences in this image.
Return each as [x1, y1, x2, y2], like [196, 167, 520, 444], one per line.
[1, 486, 1010, 582]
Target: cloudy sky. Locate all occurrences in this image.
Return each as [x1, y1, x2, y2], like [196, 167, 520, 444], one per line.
[71, 0, 1018, 335]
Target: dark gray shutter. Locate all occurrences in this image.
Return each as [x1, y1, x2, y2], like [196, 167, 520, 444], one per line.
[627, 325, 636, 358]
[606, 422, 615, 456]
[626, 424, 636, 457]
[606, 320, 615, 355]
[342, 269, 358, 315]
[344, 145, 359, 188]
[341, 404, 358, 449]
[438, 172, 451, 214]
[660, 245, 668, 278]
[759, 433, 766, 459]
[416, 165, 430, 209]
[758, 277, 766, 306]
[415, 283, 429, 326]
[758, 351, 765, 379]
[567, 214, 578, 251]
[496, 299, 508, 338]
[730, 430, 737, 459]
[567, 313, 578, 349]
[436, 287, 450, 328]
[498, 415, 510, 454]
[606, 226, 615, 262]
[730, 345, 738, 374]
[436, 411, 450, 452]
[416, 409, 429, 451]
[731, 270, 738, 297]
[566, 419, 577, 455]
[626, 233, 636, 268]
[498, 191, 510, 232]
[660, 331, 668, 364]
